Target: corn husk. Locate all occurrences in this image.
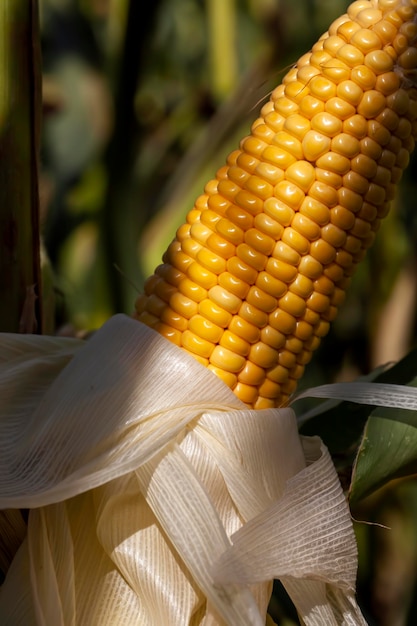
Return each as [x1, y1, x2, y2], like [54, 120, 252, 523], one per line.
[0, 315, 366, 625]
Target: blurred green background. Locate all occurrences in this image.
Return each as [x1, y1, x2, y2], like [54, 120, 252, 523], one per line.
[38, 1, 417, 624]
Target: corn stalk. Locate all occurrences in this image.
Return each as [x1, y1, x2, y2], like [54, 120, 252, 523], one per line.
[0, 0, 42, 333]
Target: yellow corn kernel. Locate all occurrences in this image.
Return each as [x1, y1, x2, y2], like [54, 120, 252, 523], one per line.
[337, 80, 363, 105]
[189, 315, 223, 343]
[289, 274, 314, 299]
[258, 378, 283, 400]
[225, 204, 253, 230]
[234, 382, 259, 405]
[246, 286, 277, 313]
[273, 241, 301, 266]
[351, 153, 378, 178]
[308, 180, 338, 208]
[249, 342, 279, 369]
[209, 345, 245, 373]
[332, 133, 361, 158]
[351, 64, 377, 90]
[228, 165, 250, 186]
[292, 213, 321, 240]
[255, 161, 285, 185]
[238, 361, 266, 385]
[281, 227, 310, 255]
[263, 145, 297, 169]
[153, 322, 182, 346]
[244, 228, 275, 255]
[278, 349, 298, 369]
[229, 315, 261, 344]
[179, 278, 208, 303]
[343, 113, 368, 138]
[273, 131, 304, 160]
[284, 113, 311, 139]
[197, 247, 227, 274]
[181, 330, 214, 359]
[235, 189, 264, 215]
[298, 255, 323, 279]
[227, 255, 258, 285]
[310, 239, 337, 264]
[219, 271, 250, 300]
[220, 330, 250, 357]
[261, 325, 286, 350]
[266, 257, 298, 283]
[316, 151, 351, 175]
[186, 261, 217, 289]
[207, 365, 237, 389]
[331, 205, 356, 229]
[278, 291, 307, 317]
[337, 43, 365, 67]
[199, 299, 232, 328]
[294, 320, 314, 341]
[256, 271, 287, 298]
[299, 196, 330, 225]
[239, 301, 268, 329]
[209, 285, 242, 314]
[300, 94, 326, 119]
[160, 306, 188, 332]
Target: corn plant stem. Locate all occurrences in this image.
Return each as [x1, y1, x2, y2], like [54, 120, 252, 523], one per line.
[0, 0, 42, 333]
[101, 0, 162, 315]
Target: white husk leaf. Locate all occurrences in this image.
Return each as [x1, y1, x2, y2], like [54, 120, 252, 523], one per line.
[0, 314, 367, 625]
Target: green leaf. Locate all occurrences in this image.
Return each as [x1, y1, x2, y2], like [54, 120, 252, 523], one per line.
[350, 377, 417, 504]
[297, 347, 417, 473]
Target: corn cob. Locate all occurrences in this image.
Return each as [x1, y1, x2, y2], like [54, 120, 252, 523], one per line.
[135, 0, 417, 410]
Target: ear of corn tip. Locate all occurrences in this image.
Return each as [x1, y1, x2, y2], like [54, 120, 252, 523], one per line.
[135, 0, 417, 409]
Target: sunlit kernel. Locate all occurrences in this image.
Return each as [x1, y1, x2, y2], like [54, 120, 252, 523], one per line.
[311, 111, 343, 137]
[299, 195, 330, 226]
[210, 345, 245, 373]
[316, 151, 351, 175]
[343, 114, 368, 138]
[364, 50, 393, 75]
[331, 133, 360, 158]
[336, 43, 365, 67]
[284, 113, 311, 140]
[337, 80, 363, 106]
[254, 212, 284, 240]
[299, 94, 326, 120]
[244, 228, 275, 255]
[321, 223, 347, 247]
[266, 256, 298, 283]
[292, 212, 321, 241]
[236, 242, 267, 271]
[218, 271, 249, 300]
[239, 301, 268, 329]
[343, 170, 369, 195]
[263, 197, 294, 226]
[323, 34, 345, 55]
[272, 131, 304, 160]
[289, 273, 314, 298]
[351, 153, 378, 179]
[269, 308, 296, 335]
[274, 180, 305, 210]
[330, 205, 355, 230]
[256, 271, 287, 299]
[325, 96, 356, 120]
[302, 130, 331, 161]
[228, 165, 251, 186]
[309, 75, 337, 101]
[179, 278, 207, 303]
[246, 285, 277, 313]
[262, 145, 297, 170]
[220, 330, 250, 357]
[249, 342, 280, 369]
[357, 90, 386, 118]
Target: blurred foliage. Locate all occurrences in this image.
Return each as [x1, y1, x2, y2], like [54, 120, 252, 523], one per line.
[36, 0, 417, 623]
